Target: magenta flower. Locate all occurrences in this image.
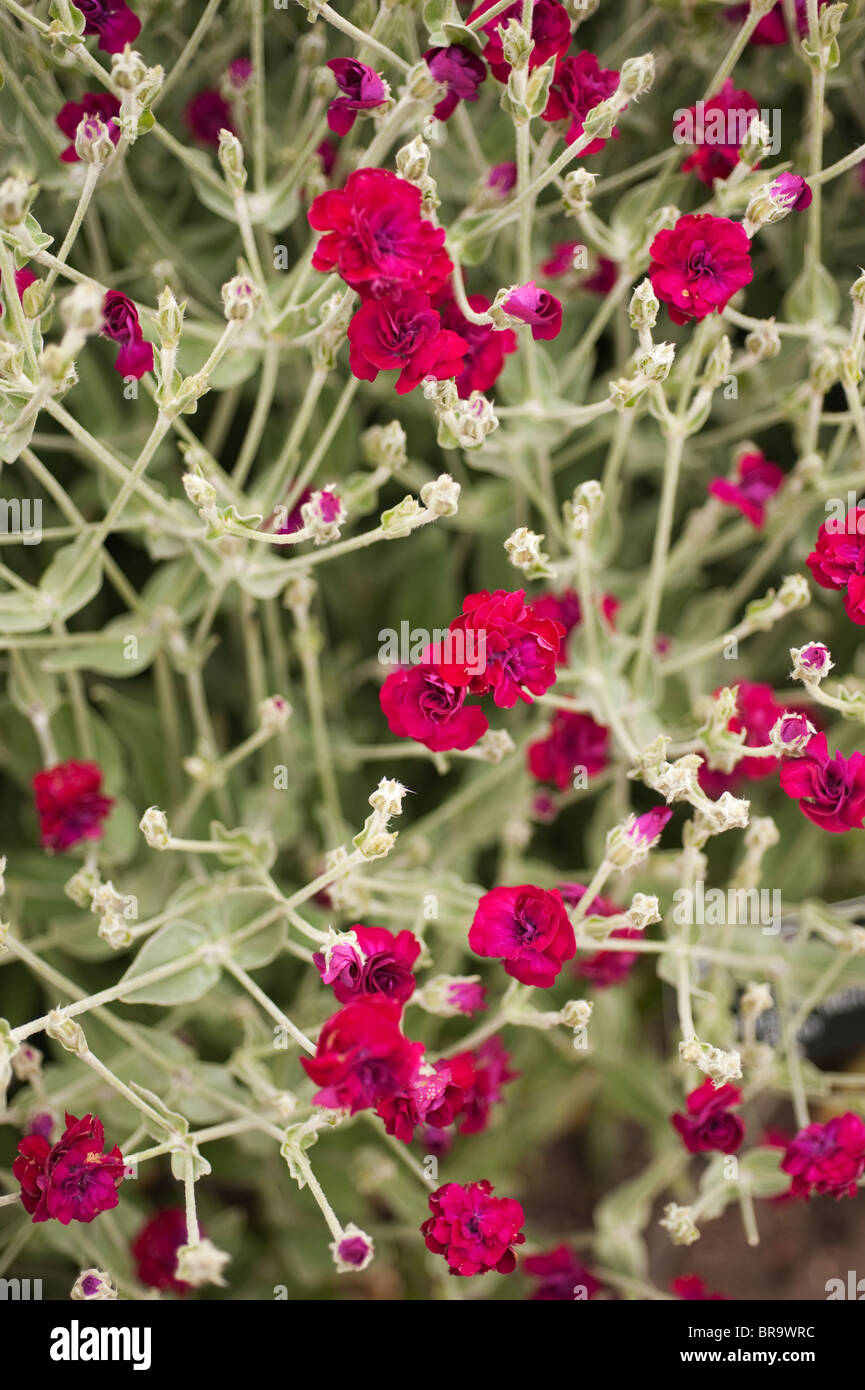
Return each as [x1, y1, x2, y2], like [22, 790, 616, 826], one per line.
[770, 172, 812, 211]
[301, 1002, 424, 1113]
[524, 1245, 603, 1300]
[184, 90, 234, 146]
[326, 59, 389, 135]
[347, 291, 467, 394]
[77, 0, 141, 54]
[542, 51, 621, 152]
[807, 508, 865, 623]
[101, 290, 153, 379]
[629, 806, 673, 849]
[380, 660, 488, 752]
[448, 1037, 518, 1134]
[672, 1274, 728, 1300]
[679, 80, 760, 186]
[725, 0, 827, 46]
[528, 710, 610, 791]
[421, 1180, 525, 1276]
[504, 282, 563, 340]
[313, 924, 420, 1007]
[225, 57, 253, 91]
[649, 213, 753, 325]
[437, 294, 517, 398]
[13, 1112, 124, 1225]
[779, 733, 865, 833]
[309, 168, 453, 299]
[56, 93, 121, 163]
[0, 266, 37, 319]
[781, 1112, 865, 1198]
[375, 1061, 464, 1144]
[470, 884, 576, 987]
[133, 1208, 202, 1293]
[672, 1081, 746, 1155]
[32, 760, 113, 852]
[708, 450, 784, 528]
[439, 589, 565, 708]
[424, 45, 486, 121]
[487, 162, 517, 196]
[446, 980, 487, 1015]
[469, 0, 571, 83]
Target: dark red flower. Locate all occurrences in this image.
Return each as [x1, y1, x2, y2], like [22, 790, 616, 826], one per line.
[699, 681, 791, 796]
[781, 1112, 865, 1198]
[649, 213, 753, 325]
[524, 1245, 602, 1300]
[13, 1112, 123, 1224]
[504, 282, 562, 340]
[313, 923, 420, 1006]
[133, 1208, 201, 1294]
[184, 90, 234, 146]
[309, 167, 453, 299]
[301, 1002, 424, 1114]
[708, 450, 784, 528]
[376, 1061, 464, 1143]
[326, 59, 389, 136]
[32, 759, 113, 852]
[56, 92, 121, 163]
[528, 710, 610, 791]
[421, 1180, 525, 1275]
[440, 589, 564, 708]
[101, 290, 153, 379]
[437, 294, 517, 398]
[424, 45, 486, 121]
[779, 732, 865, 833]
[449, 1037, 518, 1135]
[542, 51, 620, 152]
[807, 508, 865, 624]
[679, 80, 760, 186]
[724, 0, 827, 45]
[0, 267, 38, 318]
[77, 0, 140, 54]
[348, 291, 467, 394]
[582, 256, 619, 295]
[672, 1080, 745, 1154]
[380, 661, 488, 751]
[672, 1274, 728, 1300]
[470, 884, 576, 987]
[469, 0, 571, 83]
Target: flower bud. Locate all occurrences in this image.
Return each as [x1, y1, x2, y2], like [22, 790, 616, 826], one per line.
[331, 1224, 375, 1274]
[140, 806, 170, 849]
[618, 52, 655, 98]
[396, 135, 431, 185]
[182, 470, 217, 510]
[0, 174, 33, 226]
[71, 1269, 118, 1301]
[218, 129, 247, 192]
[769, 711, 816, 756]
[300, 485, 346, 544]
[361, 420, 407, 472]
[75, 115, 116, 165]
[60, 282, 104, 335]
[629, 279, 659, 332]
[258, 695, 292, 732]
[221, 274, 260, 321]
[561, 168, 595, 217]
[420, 473, 460, 517]
[660, 1203, 700, 1246]
[175, 1239, 231, 1288]
[156, 285, 185, 348]
[790, 641, 833, 683]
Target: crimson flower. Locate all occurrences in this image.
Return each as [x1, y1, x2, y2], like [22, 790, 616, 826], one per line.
[672, 1080, 746, 1154]
[133, 1208, 201, 1293]
[725, 0, 826, 45]
[470, 884, 576, 987]
[807, 508, 865, 623]
[326, 59, 389, 135]
[77, 0, 141, 54]
[679, 80, 760, 186]
[313, 924, 420, 1007]
[448, 1037, 518, 1135]
[779, 732, 865, 833]
[184, 90, 234, 146]
[424, 45, 486, 121]
[347, 291, 467, 394]
[14, 1112, 124, 1224]
[421, 1180, 525, 1276]
[380, 661, 488, 751]
[672, 1274, 728, 1300]
[56, 92, 121, 163]
[375, 1061, 465, 1144]
[709, 450, 784, 528]
[469, 0, 571, 83]
[649, 213, 753, 325]
[781, 1112, 865, 1198]
[32, 759, 113, 852]
[524, 1245, 603, 1300]
[309, 168, 453, 299]
[101, 290, 153, 379]
[771, 172, 812, 211]
[699, 681, 795, 796]
[504, 282, 563, 340]
[437, 294, 517, 398]
[528, 710, 610, 791]
[440, 589, 564, 708]
[301, 1002, 424, 1114]
[542, 51, 621, 152]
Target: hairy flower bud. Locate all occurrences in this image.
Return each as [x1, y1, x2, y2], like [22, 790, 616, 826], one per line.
[221, 274, 260, 321]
